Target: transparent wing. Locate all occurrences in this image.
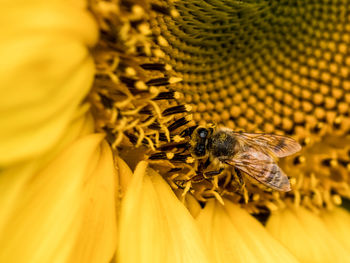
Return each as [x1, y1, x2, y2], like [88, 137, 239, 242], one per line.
[225, 149, 291, 192]
[233, 132, 301, 158]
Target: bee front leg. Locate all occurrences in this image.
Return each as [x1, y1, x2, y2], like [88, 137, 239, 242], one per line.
[203, 168, 224, 179]
[195, 158, 224, 184]
[199, 168, 224, 187]
[195, 157, 211, 177]
[198, 157, 211, 171]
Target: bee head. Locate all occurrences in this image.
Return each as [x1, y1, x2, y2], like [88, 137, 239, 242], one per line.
[189, 126, 213, 158]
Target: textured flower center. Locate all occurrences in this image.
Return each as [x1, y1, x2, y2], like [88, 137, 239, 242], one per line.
[89, 0, 350, 214]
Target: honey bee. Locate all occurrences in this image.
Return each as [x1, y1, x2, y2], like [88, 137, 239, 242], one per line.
[189, 126, 302, 191]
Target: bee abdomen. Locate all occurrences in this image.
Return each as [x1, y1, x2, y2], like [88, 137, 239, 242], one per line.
[263, 163, 291, 191]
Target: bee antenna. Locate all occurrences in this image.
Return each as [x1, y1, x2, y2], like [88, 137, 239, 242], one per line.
[208, 123, 216, 129]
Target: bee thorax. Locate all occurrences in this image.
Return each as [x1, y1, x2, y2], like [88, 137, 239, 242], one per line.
[208, 131, 238, 159]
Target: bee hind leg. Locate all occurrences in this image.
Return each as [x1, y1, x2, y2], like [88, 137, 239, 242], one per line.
[234, 168, 244, 185]
[234, 168, 249, 203]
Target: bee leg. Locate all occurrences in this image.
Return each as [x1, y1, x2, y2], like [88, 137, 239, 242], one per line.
[201, 168, 224, 187]
[191, 174, 206, 183]
[195, 158, 211, 178]
[174, 180, 187, 189]
[197, 158, 211, 173]
[233, 168, 243, 184]
[194, 159, 223, 185]
[203, 158, 211, 169]
[234, 168, 249, 203]
[203, 168, 224, 178]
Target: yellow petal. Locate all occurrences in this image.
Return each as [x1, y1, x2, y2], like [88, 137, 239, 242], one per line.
[0, 2, 98, 165]
[0, 109, 94, 223]
[0, 134, 117, 263]
[116, 156, 133, 197]
[118, 161, 210, 263]
[115, 156, 133, 224]
[321, 207, 350, 250]
[2, 0, 87, 7]
[266, 206, 350, 263]
[68, 140, 117, 263]
[184, 193, 202, 218]
[53, 105, 96, 155]
[197, 199, 299, 263]
[33, 105, 96, 169]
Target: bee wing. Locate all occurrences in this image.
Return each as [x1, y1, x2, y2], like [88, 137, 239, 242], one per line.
[234, 132, 301, 158]
[225, 150, 291, 192]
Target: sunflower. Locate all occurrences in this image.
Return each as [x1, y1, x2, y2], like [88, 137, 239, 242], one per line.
[1, 0, 350, 262]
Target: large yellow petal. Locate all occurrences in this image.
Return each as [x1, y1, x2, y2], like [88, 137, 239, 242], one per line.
[321, 207, 350, 251]
[116, 156, 133, 197]
[0, 108, 94, 226]
[67, 140, 117, 263]
[0, 2, 98, 165]
[266, 206, 350, 263]
[0, 134, 117, 263]
[2, 0, 87, 6]
[197, 199, 299, 263]
[118, 161, 210, 263]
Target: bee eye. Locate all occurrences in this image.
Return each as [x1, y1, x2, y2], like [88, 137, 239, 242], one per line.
[197, 128, 208, 139]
